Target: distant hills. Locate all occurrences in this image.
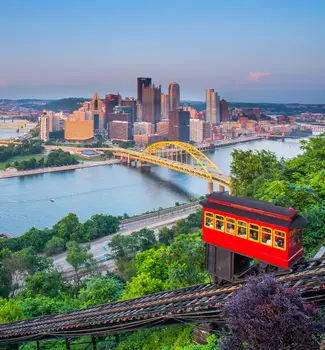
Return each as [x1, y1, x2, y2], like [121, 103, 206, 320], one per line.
[1, 98, 325, 116]
[182, 101, 325, 115]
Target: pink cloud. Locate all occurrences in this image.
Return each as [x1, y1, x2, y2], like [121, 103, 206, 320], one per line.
[0, 79, 6, 86]
[248, 72, 272, 81]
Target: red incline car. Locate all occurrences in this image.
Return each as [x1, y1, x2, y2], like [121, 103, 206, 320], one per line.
[200, 192, 307, 269]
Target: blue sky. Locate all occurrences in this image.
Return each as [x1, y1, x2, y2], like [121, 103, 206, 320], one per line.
[1, 0, 324, 103]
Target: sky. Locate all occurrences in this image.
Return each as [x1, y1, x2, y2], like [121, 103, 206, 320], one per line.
[0, 0, 325, 103]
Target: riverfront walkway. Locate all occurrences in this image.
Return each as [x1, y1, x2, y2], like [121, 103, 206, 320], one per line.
[0, 159, 120, 179]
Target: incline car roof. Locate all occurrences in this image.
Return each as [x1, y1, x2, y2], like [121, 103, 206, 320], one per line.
[206, 192, 297, 217]
[200, 192, 308, 229]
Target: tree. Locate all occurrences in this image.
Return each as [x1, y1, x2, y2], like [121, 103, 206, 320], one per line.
[2, 252, 30, 294]
[221, 275, 322, 350]
[79, 275, 124, 307]
[45, 236, 65, 256]
[166, 233, 208, 289]
[133, 228, 157, 252]
[301, 204, 325, 257]
[66, 241, 96, 287]
[158, 227, 176, 246]
[123, 248, 169, 299]
[20, 227, 53, 252]
[54, 213, 83, 244]
[230, 149, 281, 197]
[0, 265, 11, 298]
[24, 270, 64, 298]
[0, 299, 25, 323]
[82, 214, 120, 241]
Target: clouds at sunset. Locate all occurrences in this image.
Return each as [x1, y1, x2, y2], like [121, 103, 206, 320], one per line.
[248, 72, 272, 81]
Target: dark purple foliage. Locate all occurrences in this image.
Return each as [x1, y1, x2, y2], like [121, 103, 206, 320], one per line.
[220, 275, 321, 350]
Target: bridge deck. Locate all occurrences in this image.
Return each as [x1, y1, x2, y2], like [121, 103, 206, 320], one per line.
[0, 258, 324, 345]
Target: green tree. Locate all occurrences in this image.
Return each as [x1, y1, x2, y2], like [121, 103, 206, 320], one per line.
[0, 298, 25, 323]
[82, 214, 120, 241]
[166, 233, 208, 289]
[230, 149, 281, 197]
[79, 275, 124, 307]
[0, 265, 11, 298]
[54, 213, 83, 244]
[24, 270, 64, 298]
[66, 241, 96, 287]
[301, 204, 325, 256]
[44, 236, 65, 256]
[158, 227, 176, 246]
[123, 248, 169, 299]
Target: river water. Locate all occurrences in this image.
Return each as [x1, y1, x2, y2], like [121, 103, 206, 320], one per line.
[0, 138, 305, 236]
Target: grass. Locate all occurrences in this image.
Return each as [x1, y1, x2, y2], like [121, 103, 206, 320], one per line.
[0, 154, 46, 170]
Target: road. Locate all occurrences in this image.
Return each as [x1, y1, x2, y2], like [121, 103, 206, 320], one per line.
[53, 202, 200, 277]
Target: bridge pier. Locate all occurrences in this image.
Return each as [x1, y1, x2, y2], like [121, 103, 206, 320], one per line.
[208, 181, 213, 194]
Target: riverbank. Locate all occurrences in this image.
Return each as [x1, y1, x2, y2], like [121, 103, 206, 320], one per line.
[0, 159, 120, 179]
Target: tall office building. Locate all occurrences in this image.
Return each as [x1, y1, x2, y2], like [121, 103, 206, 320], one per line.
[137, 77, 152, 103]
[105, 94, 120, 116]
[121, 98, 137, 122]
[190, 119, 211, 143]
[168, 82, 180, 112]
[168, 109, 190, 142]
[161, 93, 169, 120]
[206, 89, 220, 124]
[142, 84, 161, 127]
[220, 99, 230, 122]
[105, 94, 120, 128]
[40, 113, 50, 141]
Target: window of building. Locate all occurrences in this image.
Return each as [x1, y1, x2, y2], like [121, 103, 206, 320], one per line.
[249, 224, 259, 242]
[215, 215, 224, 231]
[237, 220, 247, 238]
[204, 212, 214, 229]
[225, 218, 236, 235]
[274, 230, 286, 250]
[261, 227, 272, 246]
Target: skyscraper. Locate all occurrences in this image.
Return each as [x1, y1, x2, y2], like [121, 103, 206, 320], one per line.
[142, 84, 161, 127]
[168, 81, 180, 112]
[220, 99, 230, 122]
[161, 93, 169, 120]
[90, 92, 105, 130]
[206, 89, 220, 124]
[168, 109, 190, 141]
[105, 94, 120, 128]
[121, 97, 137, 122]
[137, 77, 152, 103]
[40, 113, 50, 141]
[105, 94, 120, 116]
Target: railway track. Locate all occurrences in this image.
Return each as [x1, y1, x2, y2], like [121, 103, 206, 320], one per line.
[0, 257, 324, 345]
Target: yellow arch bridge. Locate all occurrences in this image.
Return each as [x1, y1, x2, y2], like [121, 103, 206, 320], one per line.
[112, 141, 230, 193]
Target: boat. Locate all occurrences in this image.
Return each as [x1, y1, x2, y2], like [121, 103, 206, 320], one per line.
[50, 199, 55, 202]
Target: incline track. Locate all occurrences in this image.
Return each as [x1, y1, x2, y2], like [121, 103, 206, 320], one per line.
[0, 258, 324, 345]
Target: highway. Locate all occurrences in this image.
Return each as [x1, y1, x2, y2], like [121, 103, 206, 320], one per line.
[53, 202, 200, 277]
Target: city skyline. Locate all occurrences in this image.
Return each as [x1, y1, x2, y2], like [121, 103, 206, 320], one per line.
[1, 0, 325, 103]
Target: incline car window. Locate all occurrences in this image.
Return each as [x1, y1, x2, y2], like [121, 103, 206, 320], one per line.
[225, 217, 236, 235]
[249, 224, 259, 242]
[261, 227, 272, 246]
[274, 230, 286, 250]
[237, 220, 247, 238]
[216, 215, 224, 231]
[204, 212, 214, 228]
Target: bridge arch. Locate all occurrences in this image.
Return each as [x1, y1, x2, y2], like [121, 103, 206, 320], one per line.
[142, 141, 228, 192]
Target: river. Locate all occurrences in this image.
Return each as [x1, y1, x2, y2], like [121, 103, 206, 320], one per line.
[0, 138, 306, 236]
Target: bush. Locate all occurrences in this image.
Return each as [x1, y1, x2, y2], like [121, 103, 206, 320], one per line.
[221, 275, 322, 350]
